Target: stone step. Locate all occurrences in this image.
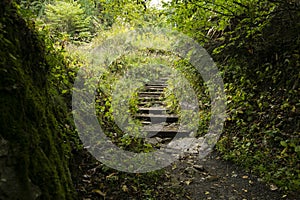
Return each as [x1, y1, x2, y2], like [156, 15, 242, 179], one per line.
[138, 92, 164, 97]
[135, 114, 178, 123]
[159, 77, 169, 81]
[136, 76, 183, 139]
[145, 84, 168, 87]
[144, 87, 164, 92]
[138, 101, 165, 106]
[151, 81, 167, 85]
[145, 128, 188, 138]
[142, 123, 178, 131]
[138, 96, 163, 101]
[138, 107, 168, 114]
[141, 121, 152, 125]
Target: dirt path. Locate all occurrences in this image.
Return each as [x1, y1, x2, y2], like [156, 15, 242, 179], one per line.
[164, 151, 292, 200]
[140, 78, 297, 200]
[74, 77, 298, 200]
[75, 148, 296, 199]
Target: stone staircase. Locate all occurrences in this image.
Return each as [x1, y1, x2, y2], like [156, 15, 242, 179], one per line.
[134, 77, 189, 139]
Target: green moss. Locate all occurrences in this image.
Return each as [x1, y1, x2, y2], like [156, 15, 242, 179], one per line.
[0, 1, 77, 199]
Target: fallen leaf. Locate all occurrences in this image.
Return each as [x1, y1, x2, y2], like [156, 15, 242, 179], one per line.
[242, 189, 248, 193]
[270, 184, 278, 191]
[131, 186, 138, 192]
[185, 195, 192, 200]
[185, 180, 192, 185]
[242, 176, 248, 179]
[122, 185, 128, 192]
[82, 179, 91, 183]
[172, 164, 177, 170]
[193, 164, 204, 171]
[106, 173, 118, 180]
[83, 174, 90, 179]
[231, 171, 238, 178]
[92, 189, 106, 197]
[207, 175, 219, 181]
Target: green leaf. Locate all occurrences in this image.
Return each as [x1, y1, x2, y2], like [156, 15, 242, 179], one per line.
[280, 141, 288, 147]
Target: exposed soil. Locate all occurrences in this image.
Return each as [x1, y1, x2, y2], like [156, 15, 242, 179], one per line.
[74, 148, 300, 200]
[164, 150, 299, 200]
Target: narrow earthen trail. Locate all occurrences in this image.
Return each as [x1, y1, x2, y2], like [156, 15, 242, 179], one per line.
[76, 77, 297, 200]
[133, 77, 294, 200]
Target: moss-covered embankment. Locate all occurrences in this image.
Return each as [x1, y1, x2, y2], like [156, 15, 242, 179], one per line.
[0, 2, 77, 199]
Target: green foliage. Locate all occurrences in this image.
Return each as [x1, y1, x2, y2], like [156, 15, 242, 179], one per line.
[100, 0, 146, 24]
[166, 0, 300, 193]
[18, 0, 48, 18]
[44, 1, 93, 43]
[11, 0, 299, 196]
[93, 50, 172, 153]
[98, 0, 168, 29]
[164, 59, 211, 136]
[0, 2, 78, 198]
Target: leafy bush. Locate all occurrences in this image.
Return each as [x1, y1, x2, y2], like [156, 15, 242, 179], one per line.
[166, 0, 300, 192]
[45, 1, 93, 43]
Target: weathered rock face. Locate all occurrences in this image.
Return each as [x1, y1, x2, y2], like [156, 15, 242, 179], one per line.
[0, 2, 77, 199]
